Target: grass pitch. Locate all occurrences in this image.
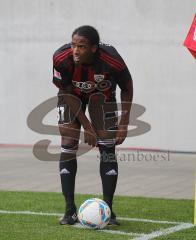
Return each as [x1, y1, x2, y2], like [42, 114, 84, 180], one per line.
[0, 191, 195, 240]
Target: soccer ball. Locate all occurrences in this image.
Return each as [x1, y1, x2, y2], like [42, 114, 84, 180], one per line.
[78, 198, 111, 229]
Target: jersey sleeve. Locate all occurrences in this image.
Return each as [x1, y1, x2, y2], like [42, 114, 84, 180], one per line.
[111, 47, 133, 90]
[115, 65, 133, 90]
[52, 64, 72, 89]
[100, 43, 133, 90]
[52, 45, 73, 90]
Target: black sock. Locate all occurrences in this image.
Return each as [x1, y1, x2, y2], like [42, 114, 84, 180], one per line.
[59, 152, 77, 214]
[99, 144, 118, 212]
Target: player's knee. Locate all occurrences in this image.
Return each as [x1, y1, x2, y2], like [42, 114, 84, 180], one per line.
[59, 124, 80, 138]
[98, 137, 116, 150]
[60, 143, 78, 161]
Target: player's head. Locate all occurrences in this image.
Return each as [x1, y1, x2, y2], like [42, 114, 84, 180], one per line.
[71, 25, 100, 64]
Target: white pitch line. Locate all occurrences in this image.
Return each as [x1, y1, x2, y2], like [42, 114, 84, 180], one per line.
[0, 210, 195, 239]
[74, 223, 141, 237]
[0, 210, 186, 225]
[131, 223, 195, 240]
[117, 217, 184, 225]
[0, 210, 62, 217]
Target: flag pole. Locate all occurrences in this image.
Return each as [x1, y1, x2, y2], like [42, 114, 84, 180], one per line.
[194, 173, 196, 225]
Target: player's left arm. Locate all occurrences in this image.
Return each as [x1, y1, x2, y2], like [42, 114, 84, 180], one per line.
[116, 68, 133, 145]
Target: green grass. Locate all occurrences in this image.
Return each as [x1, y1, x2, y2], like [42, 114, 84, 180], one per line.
[0, 191, 195, 240]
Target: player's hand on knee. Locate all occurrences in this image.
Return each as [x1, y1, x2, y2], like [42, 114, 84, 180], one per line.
[83, 124, 97, 147]
[115, 125, 128, 145]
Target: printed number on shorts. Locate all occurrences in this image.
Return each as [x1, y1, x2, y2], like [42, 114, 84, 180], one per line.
[57, 106, 65, 122]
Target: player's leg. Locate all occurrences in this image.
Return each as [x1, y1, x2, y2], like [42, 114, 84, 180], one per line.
[59, 123, 80, 225]
[97, 130, 120, 225]
[96, 130, 118, 215]
[57, 100, 85, 225]
[88, 94, 120, 225]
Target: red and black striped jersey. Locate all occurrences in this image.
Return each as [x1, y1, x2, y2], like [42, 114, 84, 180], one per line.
[53, 42, 132, 102]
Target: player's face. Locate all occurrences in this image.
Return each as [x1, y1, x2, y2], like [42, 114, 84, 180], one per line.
[71, 34, 97, 64]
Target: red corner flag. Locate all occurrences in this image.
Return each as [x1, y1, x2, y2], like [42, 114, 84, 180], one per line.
[183, 14, 196, 59]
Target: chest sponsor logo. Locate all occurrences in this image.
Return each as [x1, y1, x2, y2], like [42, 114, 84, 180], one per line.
[72, 80, 111, 93]
[94, 74, 104, 82]
[72, 73, 111, 93]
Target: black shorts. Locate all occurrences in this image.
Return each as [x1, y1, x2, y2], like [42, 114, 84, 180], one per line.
[57, 92, 118, 131]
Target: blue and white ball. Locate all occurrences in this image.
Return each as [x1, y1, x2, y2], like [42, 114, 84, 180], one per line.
[78, 198, 111, 229]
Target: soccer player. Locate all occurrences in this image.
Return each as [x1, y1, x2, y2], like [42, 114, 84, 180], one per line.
[53, 26, 133, 225]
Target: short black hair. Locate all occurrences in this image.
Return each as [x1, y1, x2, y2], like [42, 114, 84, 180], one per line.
[72, 25, 100, 45]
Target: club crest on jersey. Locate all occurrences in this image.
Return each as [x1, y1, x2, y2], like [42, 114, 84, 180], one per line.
[54, 68, 62, 80]
[94, 74, 104, 82]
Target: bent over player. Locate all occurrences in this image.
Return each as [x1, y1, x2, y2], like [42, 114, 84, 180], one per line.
[53, 26, 133, 225]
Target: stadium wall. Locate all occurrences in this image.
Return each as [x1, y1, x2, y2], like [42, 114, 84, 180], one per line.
[0, 0, 195, 151]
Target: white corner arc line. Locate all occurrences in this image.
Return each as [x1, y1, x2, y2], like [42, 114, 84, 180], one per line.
[131, 223, 195, 240]
[0, 210, 62, 217]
